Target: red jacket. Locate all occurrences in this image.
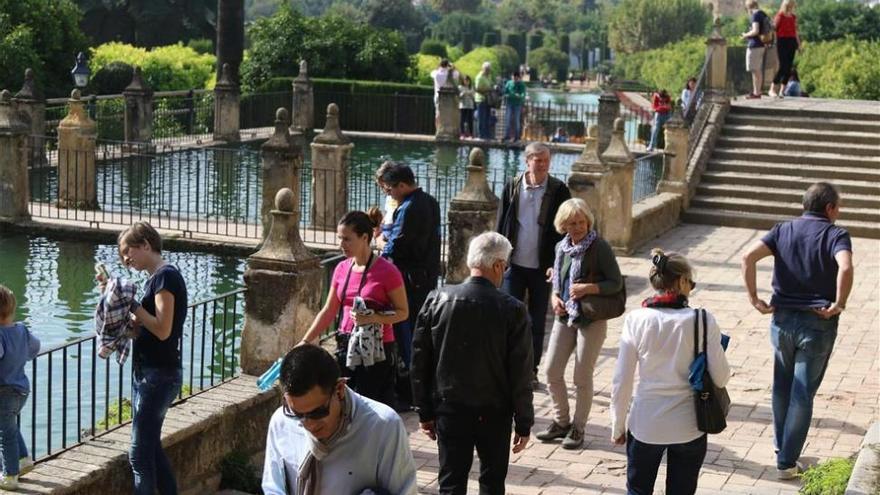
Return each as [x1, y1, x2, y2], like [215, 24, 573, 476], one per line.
[775, 13, 798, 39]
[652, 93, 672, 114]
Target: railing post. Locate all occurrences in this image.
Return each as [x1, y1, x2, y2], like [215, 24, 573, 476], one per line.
[260, 108, 302, 241]
[435, 77, 459, 142]
[240, 187, 322, 375]
[446, 148, 499, 284]
[597, 88, 620, 154]
[567, 125, 610, 231]
[658, 112, 690, 206]
[186, 89, 195, 135]
[13, 68, 47, 167]
[213, 63, 240, 142]
[310, 103, 353, 229]
[290, 60, 314, 133]
[598, 117, 635, 252]
[0, 90, 31, 221]
[705, 16, 728, 98]
[123, 66, 153, 145]
[57, 89, 98, 210]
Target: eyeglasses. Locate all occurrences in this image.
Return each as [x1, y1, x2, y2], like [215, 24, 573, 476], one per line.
[281, 393, 334, 421]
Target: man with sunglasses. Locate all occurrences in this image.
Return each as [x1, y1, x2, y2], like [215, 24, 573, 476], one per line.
[262, 345, 417, 495]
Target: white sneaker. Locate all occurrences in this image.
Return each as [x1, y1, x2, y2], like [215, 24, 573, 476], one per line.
[0, 474, 19, 490]
[776, 462, 804, 480]
[18, 457, 34, 475]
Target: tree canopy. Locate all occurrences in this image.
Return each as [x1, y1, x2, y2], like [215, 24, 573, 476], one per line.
[74, 0, 216, 48]
[607, 0, 710, 54]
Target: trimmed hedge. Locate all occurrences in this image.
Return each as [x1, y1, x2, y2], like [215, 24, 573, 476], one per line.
[420, 39, 448, 58]
[455, 45, 520, 80]
[89, 42, 216, 91]
[415, 54, 442, 86]
[257, 77, 433, 97]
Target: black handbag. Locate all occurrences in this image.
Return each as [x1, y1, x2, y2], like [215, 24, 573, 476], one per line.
[693, 308, 730, 434]
[577, 240, 626, 321]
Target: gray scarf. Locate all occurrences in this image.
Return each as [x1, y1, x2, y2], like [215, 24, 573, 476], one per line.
[295, 387, 354, 495]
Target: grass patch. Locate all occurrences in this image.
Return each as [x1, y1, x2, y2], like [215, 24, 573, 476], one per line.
[800, 457, 855, 495]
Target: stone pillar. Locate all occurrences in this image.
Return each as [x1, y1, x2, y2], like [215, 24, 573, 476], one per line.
[13, 69, 47, 168]
[566, 125, 610, 230]
[213, 63, 240, 142]
[0, 90, 30, 221]
[290, 60, 314, 133]
[310, 103, 353, 229]
[597, 89, 620, 155]
[240, 187, 322, 375]
[57, 89, 98, 210]
[446, 148, 499, 284]
[123, 66, 154, 145]
[435, 78, 459, 142]
[598, 118, 635, 252]
[261, 108, 302, 240]
[706, 16, 728, 96]
[658, 113, 690, 206]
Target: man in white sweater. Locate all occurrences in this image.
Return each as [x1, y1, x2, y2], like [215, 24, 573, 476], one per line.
[262, 345, 417, 495]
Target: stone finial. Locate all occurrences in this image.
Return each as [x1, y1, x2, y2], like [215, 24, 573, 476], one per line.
[14, 69, 41, 101]
[263, 107, 294, 150]
[249, 187, 318, 271]
[70, 88, 82, 101]
[468, 147, 485, 168]
[0, 90, 11, 104]
[124, 66, 151, 94]
[708, 15, 724, 43]
[600, 117, 632, 164]
[275, 187, 295, 212]
[215, 63, 236, 90]
[0, 89, 28, 134]
[450, 147, 498, 207]
[572, 125, 604, 173]
[295, 60, 309, 82]
[313, 103, 350, 145]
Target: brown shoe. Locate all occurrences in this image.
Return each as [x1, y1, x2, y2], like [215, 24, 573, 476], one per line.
[536, 421, 571, 442]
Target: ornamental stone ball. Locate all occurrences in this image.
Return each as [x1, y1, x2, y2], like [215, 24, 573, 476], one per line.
[276, 107, 289, 124]
[70, 88, 81, 100]
[275, 187, 295, 213]
[0, 90, 11, 104]
[468, 147, 485, 168]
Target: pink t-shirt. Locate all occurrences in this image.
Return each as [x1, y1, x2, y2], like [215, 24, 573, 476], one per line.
[332, 256, 404, 343]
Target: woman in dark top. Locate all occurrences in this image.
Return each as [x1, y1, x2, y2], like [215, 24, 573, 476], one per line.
[116, 221, 187, 495]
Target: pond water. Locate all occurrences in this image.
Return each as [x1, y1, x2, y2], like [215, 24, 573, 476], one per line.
[528, 89, 600, 106]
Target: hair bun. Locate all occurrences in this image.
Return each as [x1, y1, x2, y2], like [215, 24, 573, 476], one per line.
[651, 249, 669, 274]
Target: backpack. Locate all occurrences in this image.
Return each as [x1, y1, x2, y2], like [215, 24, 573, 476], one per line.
[759, 11, 776, 45]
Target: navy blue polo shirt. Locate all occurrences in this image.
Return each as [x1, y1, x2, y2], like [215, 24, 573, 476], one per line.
[762, 212, 852, 309]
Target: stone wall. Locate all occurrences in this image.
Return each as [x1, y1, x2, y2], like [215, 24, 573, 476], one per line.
[629, 193, 683, 251]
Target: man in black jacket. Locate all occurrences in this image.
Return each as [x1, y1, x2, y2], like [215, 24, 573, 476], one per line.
[496, 142, 571, 383]
[412, 232, 533, 495]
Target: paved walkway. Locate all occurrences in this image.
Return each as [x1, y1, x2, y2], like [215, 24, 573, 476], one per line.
[403, 223, 879, 494]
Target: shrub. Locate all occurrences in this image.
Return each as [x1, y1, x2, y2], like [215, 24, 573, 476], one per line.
[799, 0, 880, 43]
[612, 36, 706, 95]
[528, 47, 569, 81]
[483, 31, 499, 46]
[89, 42, 216, 92]
[800, 457, 854, 495]
[502, 32, 526, 63]
[187, 38, 214, 55]
[447, 45, 465, 63]
[797, 37, 880, 100]
[420, 39, 448, 58]
[455, 45, 520, 80]
[90, 62, 136, 95]
[415, 54, 443, 85]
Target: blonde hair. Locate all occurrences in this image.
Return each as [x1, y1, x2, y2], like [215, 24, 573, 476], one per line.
[553, 198, 595, 234]
[648, 248, 695, 292]
[779, 0, 795, 14]
[745, 0, 759, 9]
[0, 285, 16, 320]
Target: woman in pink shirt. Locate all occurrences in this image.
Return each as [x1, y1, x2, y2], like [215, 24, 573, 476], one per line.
[772, 0, 802, 97]
[299, 211, 409, 406]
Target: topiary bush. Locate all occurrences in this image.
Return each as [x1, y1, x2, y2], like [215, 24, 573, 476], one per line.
[528, 47, 569, 81]
[455, 45, 519, 80]
[415, 54, 443, 85]
[90, 62, 135, 95]
[90, 42, 216, 92]
[420, 39, 448, 58]
[186, 38, 214, 55]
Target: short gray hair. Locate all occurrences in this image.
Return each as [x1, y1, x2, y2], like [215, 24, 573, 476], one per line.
[466, 232, 512, 270]
[525, 142, 551, 160]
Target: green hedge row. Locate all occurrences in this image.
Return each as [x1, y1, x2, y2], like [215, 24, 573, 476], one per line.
[257, 77, 433, 97]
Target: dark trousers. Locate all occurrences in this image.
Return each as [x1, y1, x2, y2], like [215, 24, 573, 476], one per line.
[626, 431, 707, 495]
[337, 338, 396, 407]
[437, 410, 512, 495]
[477, 101, 491, 139]
[773, 37, 798, 85]
[460, 108, 474, 136]
[502, 264, 551, 371]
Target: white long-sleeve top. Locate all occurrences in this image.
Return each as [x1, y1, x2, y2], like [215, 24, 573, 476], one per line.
[611, 307, 731, 444]
[262, 388, 417, 495]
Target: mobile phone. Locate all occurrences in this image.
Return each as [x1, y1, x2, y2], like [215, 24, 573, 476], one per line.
[95, 263, 110, 282]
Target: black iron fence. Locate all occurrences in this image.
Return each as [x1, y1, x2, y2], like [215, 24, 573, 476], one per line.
[632, 153, 666, 203]
[314, 90, 435, 135]
[44, 94, 126, 142]
[19, 288, 245, 462]
[152, 90, 214, 145]
[240, 91, 292, 131]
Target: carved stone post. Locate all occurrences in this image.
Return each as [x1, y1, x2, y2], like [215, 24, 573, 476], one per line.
[240, 188, 322, 375]
[446, 148, 499, 284]
[0, 90, 30, 221]
[706, 17, 728, 97]
[598, 118, 635, 252]
[597, 89, 620, 154]
[566, 126, 610, 231]
[435, 78, 459, 142]
[658, 113, 689, 206]
[57, 89, 98, 210]
[310, 104, 353, 229]
[213, 63, 240, 142]
[13, 69, 46, 167]
[261, 108, 302, 240]
[291, 60, 314, 133]
[123, 67, 154, 145]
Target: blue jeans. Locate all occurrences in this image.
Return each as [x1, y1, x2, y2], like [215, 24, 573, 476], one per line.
[130, 366, 182, 495]
[626, 431, 707, 495]
[770, 308, 838, 470]
[477, 101, 491, 139]
[0, 387, 28, 476]
[502, 264, 551, 371]
[504, 104, 523, 141]
[648, 112, 670, 150]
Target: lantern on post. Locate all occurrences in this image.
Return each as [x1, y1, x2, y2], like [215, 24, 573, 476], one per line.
[71, 52, 90, 89]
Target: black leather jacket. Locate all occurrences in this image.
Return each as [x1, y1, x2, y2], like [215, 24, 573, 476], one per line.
[411, 276, 534, 436]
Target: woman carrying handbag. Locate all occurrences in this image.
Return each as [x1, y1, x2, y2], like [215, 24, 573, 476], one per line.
[611, 249, 730, 495]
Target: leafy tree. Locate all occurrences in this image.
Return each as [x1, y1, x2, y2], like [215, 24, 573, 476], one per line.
[0, 0, 89, 98]
[798, 37, 880, 100]
[75, 0, 217, 48]
[528, 46, 569, 80]
[798, 0, 880, 43]
[429, 0, 480, 14]
[420, 39, 448, 58]
[611, 35, 705, 93]
[430, 12, 493, 47]
[608, 0, 710, 54]
[365, 0, 427, 52]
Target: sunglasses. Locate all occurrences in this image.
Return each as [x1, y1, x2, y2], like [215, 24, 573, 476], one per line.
[281, 393, 334, 421]
[689, 279, 697, 289]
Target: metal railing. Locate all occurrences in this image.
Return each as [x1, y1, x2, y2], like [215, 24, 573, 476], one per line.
[18, 288, 246, 462]
[632, 153, 666, 203]
[520, 101, 599, 143]
[44, 94, 126, 142]
[240, 91, 292, 130]
[685, 51, 713, 163]
[152, 89, 214, 145]
[313, 90, 435, 135]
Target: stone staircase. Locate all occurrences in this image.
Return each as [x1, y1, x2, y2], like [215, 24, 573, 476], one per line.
[684, 101, 880, 238]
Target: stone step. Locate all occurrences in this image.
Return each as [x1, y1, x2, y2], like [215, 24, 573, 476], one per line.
[695, 183, 880, 209]
[725, 113, 880, 134]
[715, 136, 880, 157]
[700, 171, 880, 196]
[728, 104, 880, 122]
[722, 125, 880, 145]
[712, 148, 879, 169]
[682, 208, 880, 239]
[690, 196, 880, 223]
[708, 159, 880, 182]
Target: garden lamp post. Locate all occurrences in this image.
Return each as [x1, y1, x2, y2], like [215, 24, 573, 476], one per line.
[71, 52, 90, 89]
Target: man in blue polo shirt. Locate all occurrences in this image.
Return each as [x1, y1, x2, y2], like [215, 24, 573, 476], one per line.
[741, 182, 854, 480]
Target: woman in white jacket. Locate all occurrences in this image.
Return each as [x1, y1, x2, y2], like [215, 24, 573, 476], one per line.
[611, 248, 730, 495]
